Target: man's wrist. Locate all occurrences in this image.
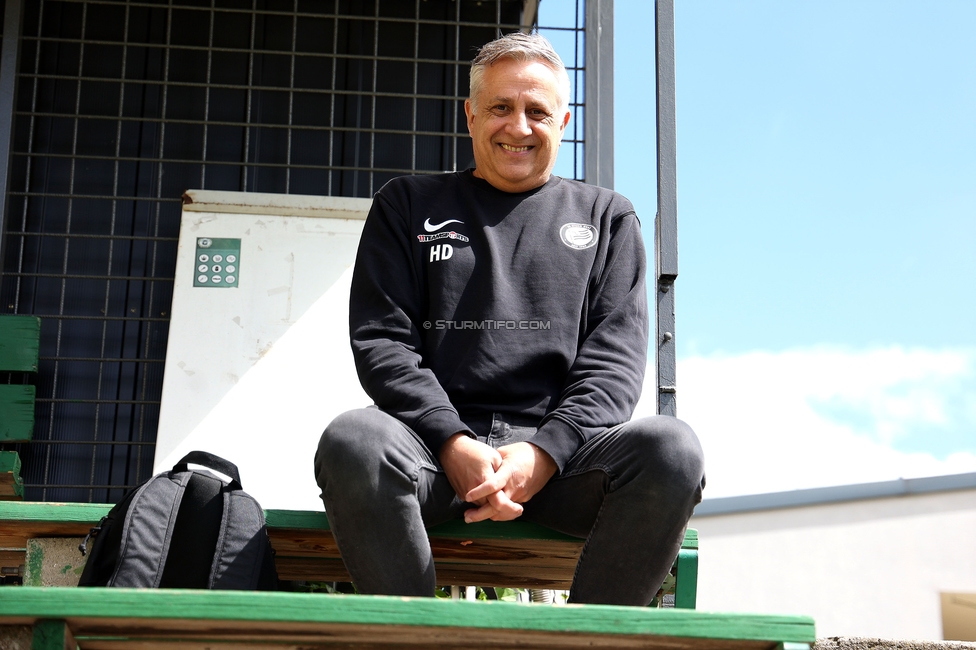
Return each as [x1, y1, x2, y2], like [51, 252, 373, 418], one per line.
[527, 442, 558, 479]
[438, 430, 476, 464]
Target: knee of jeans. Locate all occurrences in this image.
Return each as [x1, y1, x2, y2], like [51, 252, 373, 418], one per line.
[630, 415, 705, 491]
[314, 408, 391, 484]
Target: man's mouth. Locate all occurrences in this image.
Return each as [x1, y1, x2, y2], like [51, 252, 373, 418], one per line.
[499, 144, 531, 153]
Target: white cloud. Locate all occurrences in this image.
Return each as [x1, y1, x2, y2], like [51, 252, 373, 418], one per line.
[633, 346, 976, 497]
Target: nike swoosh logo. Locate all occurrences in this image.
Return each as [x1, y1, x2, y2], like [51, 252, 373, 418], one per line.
[424, 218, 464, 233]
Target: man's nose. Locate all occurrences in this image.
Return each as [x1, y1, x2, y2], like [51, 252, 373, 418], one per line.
[505, 111, 532, 137]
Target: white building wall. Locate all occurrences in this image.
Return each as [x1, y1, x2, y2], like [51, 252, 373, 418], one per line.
[690, 487, 976, 640]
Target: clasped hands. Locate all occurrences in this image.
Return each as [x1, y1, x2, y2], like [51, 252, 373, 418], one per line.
[438, 432, 557, 523]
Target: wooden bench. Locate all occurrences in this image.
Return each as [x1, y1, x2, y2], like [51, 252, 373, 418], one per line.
[0, 503, 817, 650]
[0, 587, 815, 650]
[0, 500, 698, 607]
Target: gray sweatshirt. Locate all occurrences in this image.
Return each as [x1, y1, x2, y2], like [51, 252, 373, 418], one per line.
[349, 170, 649, 471]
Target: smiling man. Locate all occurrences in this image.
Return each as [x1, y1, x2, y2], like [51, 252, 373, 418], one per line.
[465, 53, 570, 193]
[314, 32, 704, 606]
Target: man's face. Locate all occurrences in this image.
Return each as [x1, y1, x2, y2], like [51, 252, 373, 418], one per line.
[465, 58, 571, 193]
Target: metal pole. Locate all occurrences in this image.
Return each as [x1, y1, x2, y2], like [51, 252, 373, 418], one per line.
[655, 0, 678, 416]
[0, 0, 24, 274]
[584, 0, 613, 189]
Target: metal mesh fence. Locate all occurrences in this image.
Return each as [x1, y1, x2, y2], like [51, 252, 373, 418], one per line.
[0, 0, 590, 503]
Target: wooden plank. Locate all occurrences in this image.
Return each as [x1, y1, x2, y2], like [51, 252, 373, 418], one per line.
[0, 315, 41, 372]
[270, 529, 581, 565]
[428, 535, 581, 565]
[272, 557, 577, 589]
[266, 509, 697, 549]
[0, 587, 816, 647]
[0, 451, 24, 501]
[265, 510, 582, 542]
[267, 513, 588, 585]
[263, 508, 332, 530]
[675, 548, 699, 609]
[429, 563, 574, 589]
[73, 639, 777, 650]
[264, 529, 581, 586]
[432, 518, 582, 542]
[0, 385, 35, 443]
[271, 556, 349, 582]
[0, 503, 108, 549]
[53, 625, 784, 650]
[268, 522, 581, 586]
[0, 548, 25, 566]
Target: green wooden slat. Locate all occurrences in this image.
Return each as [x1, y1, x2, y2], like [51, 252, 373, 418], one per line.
[263, 508, 331, 530]
[674, 548, 699, 609]
[30, 619, 73, 650]
[265, 508, 698, 548]
[0, 501, 110, 523]
[0, 502, 579, 537]
[0, 385, 36, 442]
[264, 508, 579, 541]
[0, 587, 816, 643]
[0, 315, 41, 372]
[1, 451, 24, 500]
[431, 519, 582, 541]
[1, 503, 698, 551]
[0, 451, 22, 475]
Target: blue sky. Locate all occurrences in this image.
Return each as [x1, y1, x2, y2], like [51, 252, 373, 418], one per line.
[543, 1, 976, 496]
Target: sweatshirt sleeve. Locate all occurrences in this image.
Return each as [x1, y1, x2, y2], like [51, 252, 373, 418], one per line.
[348, 188, 470, 456]
[530, 209, 649, 471]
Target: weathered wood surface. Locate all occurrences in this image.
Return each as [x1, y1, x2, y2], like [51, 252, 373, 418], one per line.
[0, 587, 815, 650]
[0, 549, 23, 569]
[270, 523, 582, 585]
[0, 502, 108, 551]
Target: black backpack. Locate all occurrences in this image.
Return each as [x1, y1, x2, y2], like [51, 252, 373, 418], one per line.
[78, 451, 278, 590]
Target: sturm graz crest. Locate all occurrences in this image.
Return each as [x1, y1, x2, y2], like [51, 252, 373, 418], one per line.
[559, 223, 598, 250]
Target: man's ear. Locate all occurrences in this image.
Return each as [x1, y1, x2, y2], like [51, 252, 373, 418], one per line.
[559, 110, 571, 131]
[464, 99, 476, 134]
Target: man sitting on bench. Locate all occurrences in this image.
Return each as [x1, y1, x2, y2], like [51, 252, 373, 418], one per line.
[314, 32, 705, 606]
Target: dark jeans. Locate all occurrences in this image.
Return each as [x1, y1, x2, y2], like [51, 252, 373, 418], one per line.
[313, 407, 705, 606]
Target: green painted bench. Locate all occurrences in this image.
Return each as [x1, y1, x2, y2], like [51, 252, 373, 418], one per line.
[0, 587, 815, 650]
[0, 315, 41, 501]
[0, 501, 698, 607]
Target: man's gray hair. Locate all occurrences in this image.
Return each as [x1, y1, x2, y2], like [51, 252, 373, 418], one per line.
[469, 32, 570, 112]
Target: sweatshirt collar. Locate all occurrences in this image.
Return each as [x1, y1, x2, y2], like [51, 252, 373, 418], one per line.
[461, 168, 562, 197]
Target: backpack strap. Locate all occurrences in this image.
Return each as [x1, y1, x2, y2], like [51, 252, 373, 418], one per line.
[173, 451, 243, 490]
[209, 489, 273, 589]
[109, 471, 192, 588]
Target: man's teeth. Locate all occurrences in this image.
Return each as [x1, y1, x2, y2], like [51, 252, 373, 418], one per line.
[500, 144, 530, 152]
